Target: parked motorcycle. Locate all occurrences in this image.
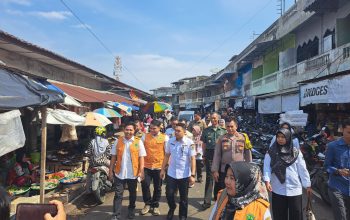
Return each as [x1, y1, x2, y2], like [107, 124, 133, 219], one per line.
[300, 133, 330, 205]
[86, 165, 112, 204]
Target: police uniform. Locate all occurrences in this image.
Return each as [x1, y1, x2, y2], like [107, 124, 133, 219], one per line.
[212, 133, 252, 198]
[200, 126, 227, 205]
[165, 136, 196, 219]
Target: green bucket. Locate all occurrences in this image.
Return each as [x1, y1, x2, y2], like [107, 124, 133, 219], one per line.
[30, 152, 40, 164]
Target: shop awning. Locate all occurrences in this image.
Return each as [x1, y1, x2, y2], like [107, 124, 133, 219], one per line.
[35, 79, 82, 107]
[281, 93, 299, 112]
[0, 68, 64, 109]
[0, 110, 25, 157]
[46, 108, 85, 126]
[258, 93, 299, 114]
[300, 73, 350, 106]
[258, 96, 281, 114]
[50, 81, 134, 104]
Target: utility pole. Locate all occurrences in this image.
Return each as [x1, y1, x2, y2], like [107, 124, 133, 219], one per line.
[277, 0, 286, 16]
[113, 56, 122, 81]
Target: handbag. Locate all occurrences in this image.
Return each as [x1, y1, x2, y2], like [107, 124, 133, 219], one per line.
[305, 194, 316, 220]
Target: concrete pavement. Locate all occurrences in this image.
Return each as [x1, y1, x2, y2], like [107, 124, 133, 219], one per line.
[66, 172, 334, 220]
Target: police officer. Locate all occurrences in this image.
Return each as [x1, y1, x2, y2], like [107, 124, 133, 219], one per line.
[200, 112, 227, 210]
[160, 123, 196, 220]
[211, 116, 252, 198]
[140, 120, 169, 216]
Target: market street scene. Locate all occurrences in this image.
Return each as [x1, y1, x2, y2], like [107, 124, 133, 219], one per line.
[0, 0, 350, 220]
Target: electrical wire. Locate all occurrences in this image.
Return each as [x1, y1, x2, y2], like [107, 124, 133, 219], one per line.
[174, 0, 275, 79]
[59, 0, 149, 91]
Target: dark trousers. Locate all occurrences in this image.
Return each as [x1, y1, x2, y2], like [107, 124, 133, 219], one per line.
[213, 172, 226, 200]
[196, 160, 203, 180]
[141, 168, 162, 208]
[328, 187, 350, 220]
[166, 175, 189, 218]
[271, 192, 303, 220]
[113, 176, 137, 217]
[204, 159, 214, 204]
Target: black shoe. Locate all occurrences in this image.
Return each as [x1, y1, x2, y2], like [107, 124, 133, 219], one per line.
[179, 216, 187, 220]
[166, 209, 175, 220]
[196, 177, 202, 183]
[201, 203, 211, 210]
[127, 209, 135, 219]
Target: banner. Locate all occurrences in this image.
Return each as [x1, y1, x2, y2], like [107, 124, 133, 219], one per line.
[300, 74, 350, 106]
[282, 93, 299, 112]
[258, 96, 282, 114]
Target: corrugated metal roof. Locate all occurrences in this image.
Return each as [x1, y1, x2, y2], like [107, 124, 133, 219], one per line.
[50, 81, 133, 104]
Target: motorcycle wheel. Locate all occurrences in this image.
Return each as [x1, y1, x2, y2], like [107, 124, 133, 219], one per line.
[94, 180, 106, 204]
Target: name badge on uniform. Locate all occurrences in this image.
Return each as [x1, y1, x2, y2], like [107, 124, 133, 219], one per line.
[181, 144, 187, 156]
[222, 138, 230, 150]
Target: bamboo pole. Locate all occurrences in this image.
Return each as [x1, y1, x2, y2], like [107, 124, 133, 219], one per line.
[39, 106, 47, 203]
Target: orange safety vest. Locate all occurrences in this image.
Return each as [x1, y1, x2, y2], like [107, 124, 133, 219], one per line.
[143, 133, 166, 169]
[214, 189, 269, 220]
[114, 137, 140, 176]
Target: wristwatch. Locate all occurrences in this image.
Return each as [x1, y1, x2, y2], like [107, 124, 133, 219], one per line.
[335, 169, 340, 175]
[191, 174, 195, 178]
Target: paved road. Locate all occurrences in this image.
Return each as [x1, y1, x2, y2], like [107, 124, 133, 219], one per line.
[66, 172, 334, 220]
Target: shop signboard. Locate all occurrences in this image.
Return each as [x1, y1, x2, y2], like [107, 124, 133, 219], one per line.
[243, 96, 255, 109]
[300, 74, 350, 106]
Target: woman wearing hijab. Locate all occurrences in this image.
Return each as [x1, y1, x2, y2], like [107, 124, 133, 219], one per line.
[209, 161, 271, 220]
[264, 128, 311, 220]
[269, 122, 300, 148]
[192, 125, 204, 183]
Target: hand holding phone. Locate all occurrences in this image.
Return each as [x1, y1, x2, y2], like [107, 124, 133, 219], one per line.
[44, 200, 66, 220]
[16, 200, 66, 220]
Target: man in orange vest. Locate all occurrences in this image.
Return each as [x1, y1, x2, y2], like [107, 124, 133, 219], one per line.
[140, 119, 169, 216]
[160, 123, 196, 220]
[109, 122, 147, 220]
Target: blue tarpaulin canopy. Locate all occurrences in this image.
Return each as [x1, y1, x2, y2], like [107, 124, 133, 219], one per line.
[0, 68, 64, 109]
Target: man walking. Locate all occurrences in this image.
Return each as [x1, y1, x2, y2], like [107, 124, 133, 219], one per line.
[200, 112, 226, 210]
[211, 116, 252, 198]
[324, 119, 350, 220]
[160, 123, 196, 220]
[140, 120, 168, 216]
[188, 112, 207, 132]
[109, 122, 146, 220]
[165, 116, 178, 138]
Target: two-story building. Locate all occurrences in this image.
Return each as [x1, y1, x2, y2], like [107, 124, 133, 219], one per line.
[214, 0, 350, 130]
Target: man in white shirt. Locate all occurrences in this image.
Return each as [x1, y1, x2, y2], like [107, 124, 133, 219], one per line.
[109, 122, 147, 220]
[160, 123, 196, 220]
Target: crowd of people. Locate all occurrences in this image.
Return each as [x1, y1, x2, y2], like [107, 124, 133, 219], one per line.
[1, 110, 349, 220]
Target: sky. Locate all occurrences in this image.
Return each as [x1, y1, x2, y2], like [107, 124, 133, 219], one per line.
[0, 0, 296, 92]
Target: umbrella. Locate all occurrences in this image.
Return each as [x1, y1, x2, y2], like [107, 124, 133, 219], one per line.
[142, 101, 172, 113]
[113, 102, 132, 115]
[93, 108, 122, 118]
[84, 112, 112, 127]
